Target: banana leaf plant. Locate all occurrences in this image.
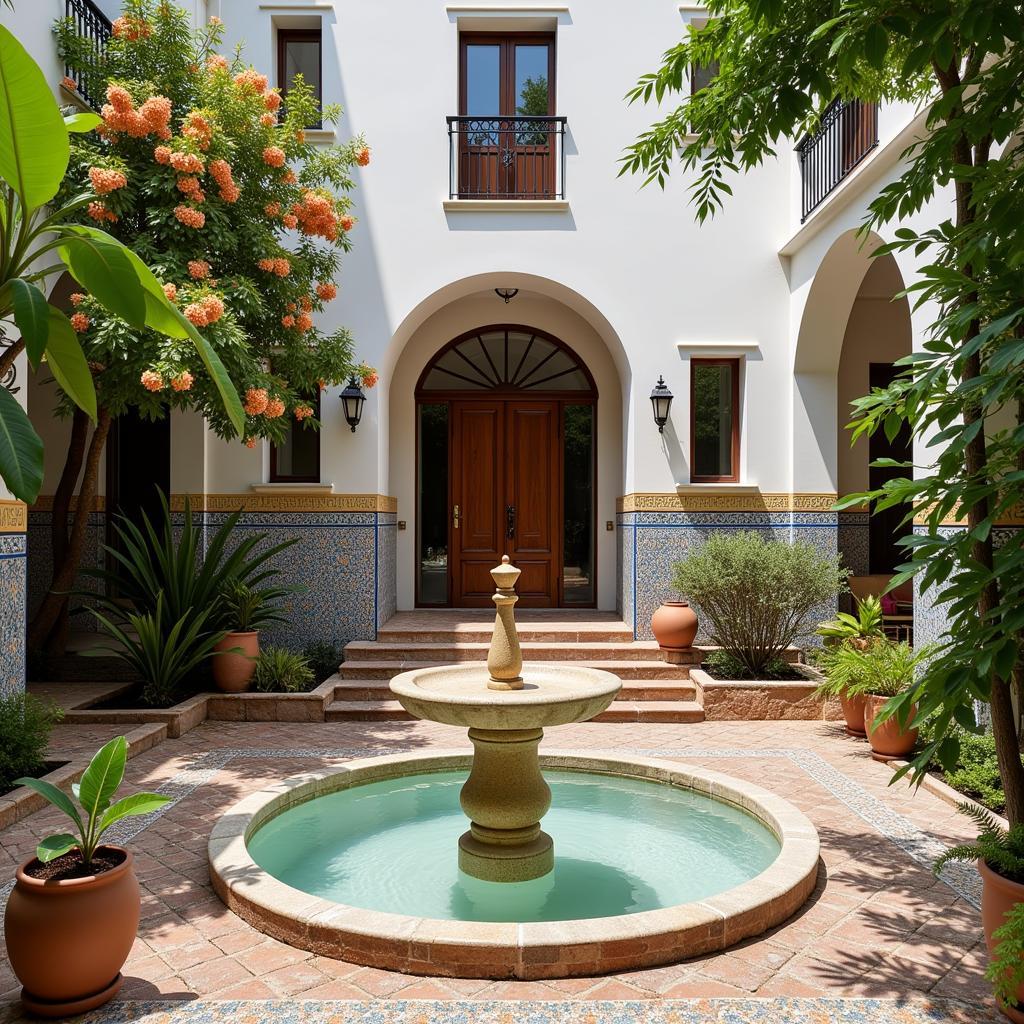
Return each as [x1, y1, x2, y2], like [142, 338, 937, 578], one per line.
[14, 735, 171, 869]
[0, 23, 243, 503]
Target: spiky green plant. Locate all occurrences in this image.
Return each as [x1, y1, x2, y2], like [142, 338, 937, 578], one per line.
[816, 595, 884, 646]
[934, 802, 1024, 885]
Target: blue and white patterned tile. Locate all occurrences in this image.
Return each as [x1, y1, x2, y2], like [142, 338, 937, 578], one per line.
[376, 513, 398, 629]
[838, 510, 870, 575]
[0, 532, 26, 694]
[26, 509, 104, 625]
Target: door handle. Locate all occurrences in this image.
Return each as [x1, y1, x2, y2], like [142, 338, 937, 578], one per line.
[506, 504, 516, 539]
[453, 504, 460, 530]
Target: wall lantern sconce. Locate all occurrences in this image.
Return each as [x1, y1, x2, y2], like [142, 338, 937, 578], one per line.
[650, 375, 673, 433]
[340, 376, 366, 433]
[494, 287, 519, 303]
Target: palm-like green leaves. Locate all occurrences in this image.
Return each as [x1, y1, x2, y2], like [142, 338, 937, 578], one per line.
[14, 736, 171, 869]
[0, 386, 43, 502]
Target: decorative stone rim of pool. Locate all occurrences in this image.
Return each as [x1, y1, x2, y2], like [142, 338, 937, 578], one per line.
[207, 750, 820, 979]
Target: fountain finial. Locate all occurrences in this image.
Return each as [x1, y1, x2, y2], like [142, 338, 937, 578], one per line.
[487, 555, 523, 690]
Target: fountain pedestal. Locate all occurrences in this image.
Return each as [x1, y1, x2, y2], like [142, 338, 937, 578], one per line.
[390, 556, 621, 883]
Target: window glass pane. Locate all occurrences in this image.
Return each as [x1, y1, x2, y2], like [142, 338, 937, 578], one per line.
[691, 59, 720, 93]
[513, 337, 556, 385]
[273, 394, 319, 480]
[466, 44, 500, 117]
[418, 404, 449, 603]
[515, 44, 549, 115]
[692, 362, 735, 478]
[563, 405, 594, 604]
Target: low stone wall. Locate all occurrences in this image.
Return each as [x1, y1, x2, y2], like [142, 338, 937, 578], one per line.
[693, 664, 842, 721]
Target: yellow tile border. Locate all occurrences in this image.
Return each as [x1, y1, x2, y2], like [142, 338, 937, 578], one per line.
[0, 499, 27, 532]
[913, 501, 1024, 527]
[616, 492, 838, 514]
[168, 492, 398, 514]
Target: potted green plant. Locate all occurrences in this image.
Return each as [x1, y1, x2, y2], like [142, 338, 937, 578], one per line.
[4, 736, 170, 1016]
[214, 578, 294, 693]
[935, 805, 1024, 1022]
[253, 646, 316, 693]
[814, 595, 884, 736]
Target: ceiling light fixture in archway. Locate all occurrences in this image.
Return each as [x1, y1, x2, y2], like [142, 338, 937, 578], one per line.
[494, 288, 519, 304]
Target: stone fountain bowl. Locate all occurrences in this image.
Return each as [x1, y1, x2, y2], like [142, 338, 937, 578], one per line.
[390, 663, 621, 730]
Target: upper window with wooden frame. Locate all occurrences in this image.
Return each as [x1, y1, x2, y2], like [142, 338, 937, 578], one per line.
[690, 358, 740, 483]
[270, 391, 321, 483]
[277, 28, 322, 128]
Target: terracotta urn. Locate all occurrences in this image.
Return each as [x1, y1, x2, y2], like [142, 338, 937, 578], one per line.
[4, 847, 139, 1017]
[651, 601, 698, 651]
[863, 694, 918, 762]
[840, 692, 868, 737]
[978, 858, 1024, 1023]
[213, 631, 259, 692]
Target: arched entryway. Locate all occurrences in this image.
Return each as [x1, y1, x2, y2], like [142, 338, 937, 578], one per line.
[415, 325, 597, 608]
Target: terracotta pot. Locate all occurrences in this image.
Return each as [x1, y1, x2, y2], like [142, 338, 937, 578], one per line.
[4, 847, 139, 1017]
[213, 630, 259, 692]
[863, 694, 918, 762]
[651, 601, 698, 650]
[839, 692, 868, 737]
[978, 858, 1024, 1022]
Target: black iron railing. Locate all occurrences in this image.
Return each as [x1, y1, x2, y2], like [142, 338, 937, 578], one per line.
[448, 116, 567, 200]
[795, 99, 878, 221]
[64, 0, 112, 110]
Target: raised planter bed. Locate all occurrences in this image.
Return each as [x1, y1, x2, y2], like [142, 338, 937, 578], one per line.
[692, 662, 842, 721]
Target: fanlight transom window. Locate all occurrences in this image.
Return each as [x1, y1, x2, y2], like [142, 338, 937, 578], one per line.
[419, 328, 593, 393]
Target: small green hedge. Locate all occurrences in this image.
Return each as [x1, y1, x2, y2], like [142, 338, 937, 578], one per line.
[937, 731, 1007, 813]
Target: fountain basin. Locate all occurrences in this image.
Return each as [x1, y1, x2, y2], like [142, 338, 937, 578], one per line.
[209, 750, 820, 979]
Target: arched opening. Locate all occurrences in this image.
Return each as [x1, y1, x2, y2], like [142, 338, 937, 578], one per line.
[415, 325, 597, 608]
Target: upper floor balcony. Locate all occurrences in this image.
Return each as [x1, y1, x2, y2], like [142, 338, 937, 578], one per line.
[447, 115, 567, 201]
[795, 98, 879, 221]
[63, 0, 112, 110]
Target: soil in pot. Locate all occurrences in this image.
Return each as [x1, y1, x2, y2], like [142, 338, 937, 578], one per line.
[840, 692, 868, 737]
[651, 601, 698, 650]
[863, 694, 917, 762]
[978, 859, 1024, 1023]
[213, 631, 259, 693]
[5, 846, 140, 1017]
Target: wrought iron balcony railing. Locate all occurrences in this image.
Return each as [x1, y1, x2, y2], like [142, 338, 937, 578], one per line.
[64, 0, 112, 110]
[447, 116, 567, 201]
[795, 99, 878, 221]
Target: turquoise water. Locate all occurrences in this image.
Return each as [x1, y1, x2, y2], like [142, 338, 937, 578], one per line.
[247, 770, 781, 923]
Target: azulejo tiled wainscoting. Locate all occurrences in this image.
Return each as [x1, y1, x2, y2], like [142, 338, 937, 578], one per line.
[171, 494, 398, 651]
[837, 509, 870, 576]
[0, 500, 27, 693]
[617, 493, 839, 642]
[913, 520, 1024, 649]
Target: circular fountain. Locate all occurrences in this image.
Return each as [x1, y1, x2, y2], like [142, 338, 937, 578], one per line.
[208, 557, 821, 978]
[389, 556, 620, 882]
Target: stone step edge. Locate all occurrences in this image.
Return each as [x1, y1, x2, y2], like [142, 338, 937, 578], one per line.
[333, 679, 698, 702]
[324, 699, 705, 723]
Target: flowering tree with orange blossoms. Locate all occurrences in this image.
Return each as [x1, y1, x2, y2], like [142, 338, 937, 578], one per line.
[32, 0, 374, 654]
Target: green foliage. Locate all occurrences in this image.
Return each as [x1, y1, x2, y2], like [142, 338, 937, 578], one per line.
[0, 22, 239, 501]
[53, 0, 367, 444]
[672, 531, 846, 676]
[302, 641, 342, 684]
[86, 489, 298, 703]
[816, 596, 884, 644]
[0, 693, 63, 793]
[703, 648, 796, 681]
[935, 802, 1024, 885]
[938, 731, 1007, 813]
[816, 637, 933, 698]
[219, 577, 294, 633]
[987, 901, 1024, 1011]
[621, 0, 1024, 824]
[14, 735, 171, 869]
[254, 646, 315, 693]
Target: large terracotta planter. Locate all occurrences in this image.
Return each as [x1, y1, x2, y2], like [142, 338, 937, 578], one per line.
[213, 630, 259, 692]
[4, 847, 139, 1017]
[840, 692, 868, 737]
[863, 694, 917, 762]
[651, 601, 698, 651]
[979, 858, 1024, 1022]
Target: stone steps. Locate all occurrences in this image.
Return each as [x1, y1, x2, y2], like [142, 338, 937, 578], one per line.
[375, 624, 634, 645]
[342, 640, 693, 663]
[332, 677, 698, 703]
[338, 659, 693, 681]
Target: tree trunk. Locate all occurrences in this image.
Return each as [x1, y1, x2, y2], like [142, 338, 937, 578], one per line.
[0, 337, 25, 382]
[27, 407, 111, 657]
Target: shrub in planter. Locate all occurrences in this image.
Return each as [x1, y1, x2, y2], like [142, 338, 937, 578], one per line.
[936, 805, 1024, 1022]
[702, 649, 799, 681]
[814, 597, 885, 736]
[303, 642, 343, 685]
[254, 647, 315, 693]
[213, 578, 294, 693]
[671, 530, 847, 677]
[0, 694, 64, 795]
[5, 736, 171, 1016]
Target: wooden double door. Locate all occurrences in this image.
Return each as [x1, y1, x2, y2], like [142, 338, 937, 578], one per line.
[451, 399, 561, 607]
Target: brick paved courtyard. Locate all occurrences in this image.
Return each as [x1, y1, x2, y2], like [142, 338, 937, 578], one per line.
[0, 718, 998, 1022]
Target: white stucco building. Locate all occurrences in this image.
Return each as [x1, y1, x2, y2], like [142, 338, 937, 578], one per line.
[1, 0, 966, 690]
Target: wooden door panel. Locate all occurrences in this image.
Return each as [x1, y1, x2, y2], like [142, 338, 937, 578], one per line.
[452, 402, 503, 606]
